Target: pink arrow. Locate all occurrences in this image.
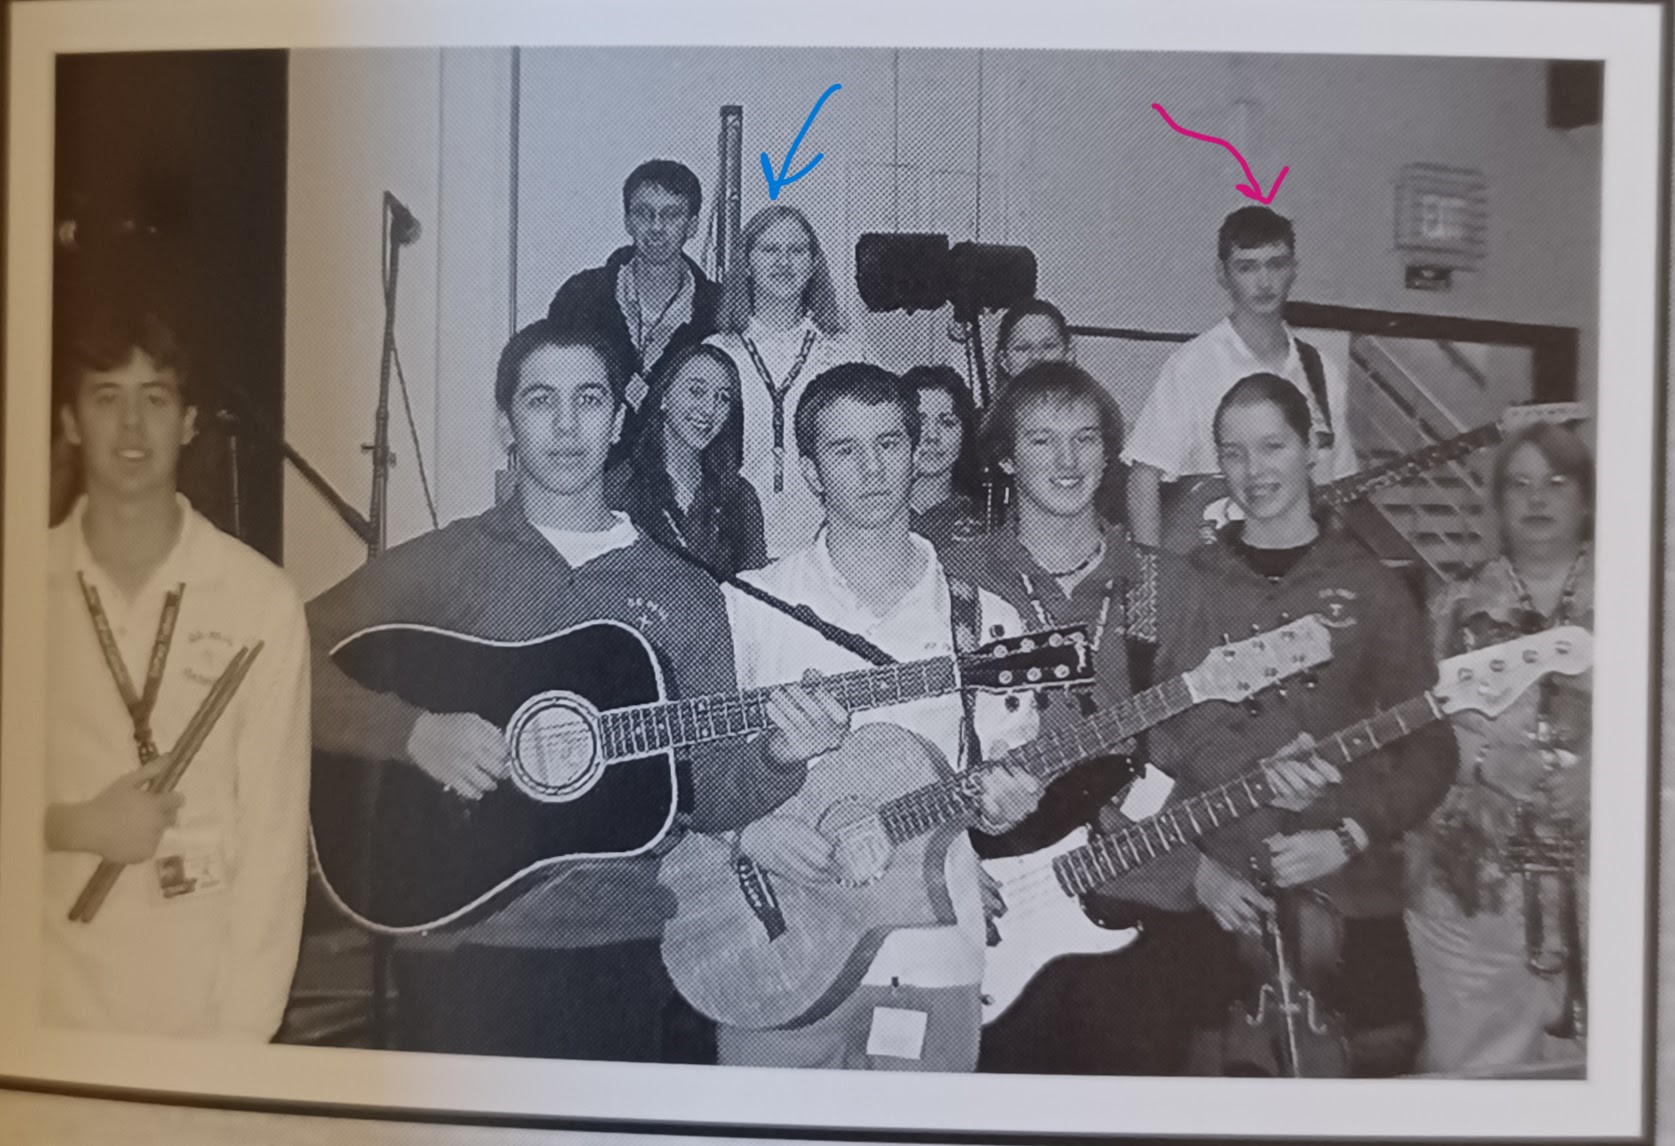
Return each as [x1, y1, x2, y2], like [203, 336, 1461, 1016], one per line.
[1152, 102, 1289, 204]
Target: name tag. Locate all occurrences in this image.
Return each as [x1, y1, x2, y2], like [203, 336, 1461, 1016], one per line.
[152, 825, 228, 904]
[867, 1006, 928, 1060]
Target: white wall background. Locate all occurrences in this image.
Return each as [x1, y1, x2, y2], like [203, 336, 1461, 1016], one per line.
[283, 47, 1601, 599]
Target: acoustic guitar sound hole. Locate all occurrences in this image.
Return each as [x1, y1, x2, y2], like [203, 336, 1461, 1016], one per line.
[506, 692, 603, 802]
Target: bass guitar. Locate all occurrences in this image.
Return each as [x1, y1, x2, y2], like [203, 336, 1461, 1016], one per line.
[660, 615, 1333, 1031]
[1158, 401, 1587, 554]
[311, 619, 1093, 934]
[979, 624, 1593, 1025]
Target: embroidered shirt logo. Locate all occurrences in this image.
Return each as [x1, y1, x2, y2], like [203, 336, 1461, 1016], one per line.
[627, 596, 672, 637]
[1318, 587, 1359, 629]
[183, 629, 237, 687]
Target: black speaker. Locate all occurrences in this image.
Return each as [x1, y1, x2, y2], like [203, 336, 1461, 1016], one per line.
[947, 242, 1037, 323]
[1547, 60, 1603, 130]
[855, 232, 951, 313]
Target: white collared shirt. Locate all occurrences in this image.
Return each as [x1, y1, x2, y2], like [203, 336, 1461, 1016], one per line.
[1122, 316, 1359, 483]
[724, 530, 1038, 989]
[43, 496, 311, 1040]
[706, 316, 876, 560]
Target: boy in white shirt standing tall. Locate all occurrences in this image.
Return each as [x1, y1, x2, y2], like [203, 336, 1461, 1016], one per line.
[41, 296, 311, 1041]
[719, 362, 1044, 1072]
[1124, 206, 1358, 553]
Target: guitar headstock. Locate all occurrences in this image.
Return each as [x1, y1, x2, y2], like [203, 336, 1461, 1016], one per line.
[960, 625, 1094, 693]
[1500, 402, 1588, 432]
[1182, 615, 1334, 705]
[1433, 625, 1592, 719]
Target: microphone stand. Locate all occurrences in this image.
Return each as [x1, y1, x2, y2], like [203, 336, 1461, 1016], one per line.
[367, 192, 420, 557]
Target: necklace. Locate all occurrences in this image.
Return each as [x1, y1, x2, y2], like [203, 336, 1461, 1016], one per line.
[1038, 536, 1107, 580]
[1018, 540, 1120, 719]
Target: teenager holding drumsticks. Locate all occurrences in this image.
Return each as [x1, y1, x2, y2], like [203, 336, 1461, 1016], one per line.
[41, 293, 311, 1041]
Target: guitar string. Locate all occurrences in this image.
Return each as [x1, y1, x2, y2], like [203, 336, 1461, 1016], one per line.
[985, 696, 1443, 916]
[513, 646, 1080, 760]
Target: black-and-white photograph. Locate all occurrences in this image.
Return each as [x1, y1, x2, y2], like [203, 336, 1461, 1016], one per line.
[0, 0, 1663, 1140]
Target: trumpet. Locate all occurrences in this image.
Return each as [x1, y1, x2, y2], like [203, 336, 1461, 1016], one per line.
[1507, 802, 1586, 1041]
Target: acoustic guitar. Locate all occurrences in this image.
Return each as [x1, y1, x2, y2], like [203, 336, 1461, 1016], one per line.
[310, 619, 1092, 934]
[659, 615, 1334, 1031]
[978, 625, 1593, 1025]
[1157, 402, 1587, 554]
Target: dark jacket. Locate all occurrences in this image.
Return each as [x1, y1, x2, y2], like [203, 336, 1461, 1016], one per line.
[944, 523, 1157, 858]
[547, 246, 720, 464]
[1096, 521, 1456, 919]
[605, 457, 766, 579]
[307, 496, 804, 949]
[911, 492, 988, 555]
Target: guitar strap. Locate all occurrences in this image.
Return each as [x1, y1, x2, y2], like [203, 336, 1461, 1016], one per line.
[945, 574, 984, 772]
[649, 533, 897, 667]
[1296, 338, 1335, 452]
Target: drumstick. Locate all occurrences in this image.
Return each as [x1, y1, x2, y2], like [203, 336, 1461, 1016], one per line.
[68, 643, 264, 924]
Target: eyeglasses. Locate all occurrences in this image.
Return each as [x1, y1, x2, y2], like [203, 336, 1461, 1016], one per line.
[629, 206, 692, 227]
[1504, 474, 1580, 493]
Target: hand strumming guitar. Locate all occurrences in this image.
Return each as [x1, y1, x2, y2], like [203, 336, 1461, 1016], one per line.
[406, 711, 511, 800]
[1195, 853, 1272, 936]
[734, 669, 851, 883]
[971, 756, 1045, 834]
[45, 759, 184, 864]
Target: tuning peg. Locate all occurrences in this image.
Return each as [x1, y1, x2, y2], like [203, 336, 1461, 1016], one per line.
[1301, 671, 1320, 690]
[1245, 698, 1263, 717]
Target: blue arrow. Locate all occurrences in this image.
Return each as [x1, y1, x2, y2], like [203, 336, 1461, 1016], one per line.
[761, 83, 842, 200]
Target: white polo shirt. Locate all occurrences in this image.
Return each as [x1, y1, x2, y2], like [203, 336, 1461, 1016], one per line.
[1123, 316, 1359, 484]
[724, 530, 1038, 991]
[43, 497, 311, 1041]
[707, 316, 876, 561]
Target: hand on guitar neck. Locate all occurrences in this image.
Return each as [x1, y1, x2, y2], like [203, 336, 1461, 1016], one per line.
[1262, 732, 1341, 811]
[745, 670, 1046, 884]
[406, 711, 512, 800]
[762, 669, 850, 769]
[1194, 734, 1342, 935]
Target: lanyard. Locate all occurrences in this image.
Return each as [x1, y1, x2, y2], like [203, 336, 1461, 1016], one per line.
[743, 328, 817, 492]
[628, 265, 687, 364]
[1504, 544, 1588, 633]
[78, 573, 184, 764]
[1503, 546, 1588, 771]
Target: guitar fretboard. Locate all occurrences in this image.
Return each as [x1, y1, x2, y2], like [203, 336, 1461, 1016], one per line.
[1317, 424, 1499, 511]
[876, 677, 1199, 845]
[598, 658, 960, 760]
[1051, 692, 1443, 897]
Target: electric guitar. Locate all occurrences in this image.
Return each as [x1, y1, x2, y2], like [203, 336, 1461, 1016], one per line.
[310, 619, 1093, 934]
[659, 615, 1333, 1031]
[978, 625, 1593, 1025]
[1158, 402, 1588, 554]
